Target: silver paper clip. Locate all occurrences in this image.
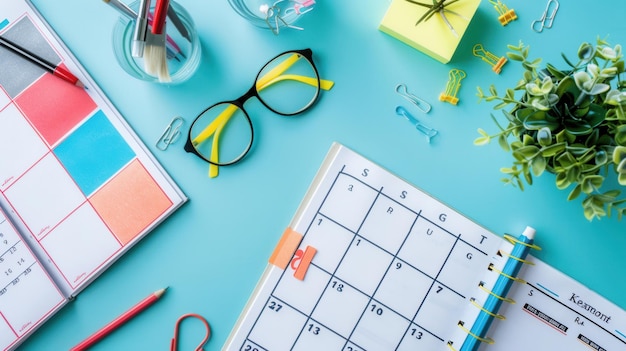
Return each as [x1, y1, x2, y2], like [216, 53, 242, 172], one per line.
[260, 0, 304, 35]
[156, 116, 184, 151]
[395, 84, 432, 113]
[395, 106, 438, 143]
[532, 0, 559, 33]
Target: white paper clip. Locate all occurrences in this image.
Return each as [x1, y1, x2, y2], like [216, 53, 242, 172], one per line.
[532, 0, 559, 33]
[156, 116, 184, 151]
[395, 84, 432, 113]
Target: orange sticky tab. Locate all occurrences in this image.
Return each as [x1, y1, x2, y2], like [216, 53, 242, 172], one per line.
[294, 246, 317, 281]
[269, 228, 303, 269]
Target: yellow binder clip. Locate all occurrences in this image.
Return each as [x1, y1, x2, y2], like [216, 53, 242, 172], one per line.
[439, 68, 466, 105]
[489, 0, 517, 25]
[472, 44, 507, 74]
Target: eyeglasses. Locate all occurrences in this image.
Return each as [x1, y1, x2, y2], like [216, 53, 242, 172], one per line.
[184, 48, 334, 177]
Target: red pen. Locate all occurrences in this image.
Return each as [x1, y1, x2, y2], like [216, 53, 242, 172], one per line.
[0, 35, 84, 88]
[70, 288, 167, 351]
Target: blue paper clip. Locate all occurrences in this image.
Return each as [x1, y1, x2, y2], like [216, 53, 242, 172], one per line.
[395, 106, 438, 143]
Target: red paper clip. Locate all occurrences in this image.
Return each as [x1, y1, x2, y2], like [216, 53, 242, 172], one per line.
[171, 313, 211, 351]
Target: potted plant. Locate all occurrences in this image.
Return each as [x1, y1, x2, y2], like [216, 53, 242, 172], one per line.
[474, 38, 626, 221]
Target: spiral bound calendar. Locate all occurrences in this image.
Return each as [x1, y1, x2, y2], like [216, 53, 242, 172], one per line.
[0, 1, 186, 350]
[223, 142, 626, 351]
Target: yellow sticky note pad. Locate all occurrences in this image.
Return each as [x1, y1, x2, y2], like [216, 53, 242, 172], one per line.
[379, 0, 482, 64]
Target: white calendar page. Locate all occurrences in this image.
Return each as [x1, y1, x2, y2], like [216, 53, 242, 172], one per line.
[473, 256, 626, 351]
[224, 143, 626, 351]
[0, 206, 66, 351]
[224, 143, 515, 351]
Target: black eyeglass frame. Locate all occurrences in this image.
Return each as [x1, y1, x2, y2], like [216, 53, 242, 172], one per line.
[184, 48, 321, 166]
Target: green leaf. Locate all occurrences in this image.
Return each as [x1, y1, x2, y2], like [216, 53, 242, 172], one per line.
[577, 148, 596, 165]
[612, 146, 626, 163]
[561, 52, 577, 68]
[583, 205, 595, 221]
[537, 127, 552, 146]
[603, 189, 621, 199]
[500, 167, 517, 174]
[556, 130, 576, 144]
[493, 102, 509, 110]
[523, 110, 559, 130]
[474, 136, 490, 146]
[557, 152, 576, 167]
[555, 76, 580, 99]
[568, 184, 582, 200]
[498, 134, 510, 151]
[566, 166, 581, 183]
[556, 171, 570, 189]
[615, 126, 626, 146]
[531, 156, 547, 176]
[507, 42, 522, 51]
[589, 83, 610, 95]
[578, 42, 594, 61]
[489, 85, 498, 96]
[583, 202, 606, 221]
[507, 52, 525, 61]
[546, 63, 567, 80]
[581, 175, 603, 194]
[523, 166, 533, 185]
[505, 89, 515, 100]
[477, 86, 485, 99]
[541, 142, 566, 157]
[522, 134, 535, 146]
[618, 158, 626, 173]
[523, 71, 533, 84]
[517, 145, 540, 159]
[564, 119, 593, 135]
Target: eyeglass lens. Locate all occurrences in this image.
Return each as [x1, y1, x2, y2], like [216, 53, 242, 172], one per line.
[188, 51, 320, 166]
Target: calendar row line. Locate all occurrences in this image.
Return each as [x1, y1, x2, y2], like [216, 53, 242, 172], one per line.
[246, 290, 451, 351]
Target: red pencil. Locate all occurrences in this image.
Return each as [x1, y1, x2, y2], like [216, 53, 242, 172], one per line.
[70, 288, 167, 351]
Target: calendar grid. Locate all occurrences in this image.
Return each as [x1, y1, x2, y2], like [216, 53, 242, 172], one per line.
[241, 165, 349, 350]
[240, 164, 491, 350]
[226, 144, 626, 351]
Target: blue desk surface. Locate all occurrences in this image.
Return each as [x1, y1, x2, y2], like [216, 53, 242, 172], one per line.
[22, 0, 626, 350]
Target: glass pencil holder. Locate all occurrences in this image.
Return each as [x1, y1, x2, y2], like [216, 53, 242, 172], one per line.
[228, 0, 315, 35]
[112, 0, 201, 84]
